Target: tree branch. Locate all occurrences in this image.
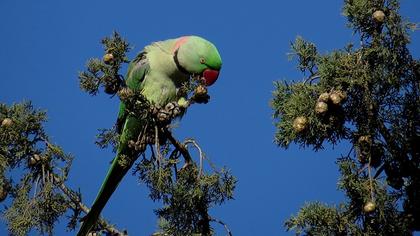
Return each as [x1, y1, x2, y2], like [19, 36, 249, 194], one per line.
[184, 139, 205, 178]
[377, 119, 403, 155]
[162, 128, 192, 165]
[303, 74, 320, 85]
[51, 174, 127, 236]
[210, 217, 233, 236]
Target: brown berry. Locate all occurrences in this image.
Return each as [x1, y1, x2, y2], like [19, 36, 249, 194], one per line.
[318, 92, 330, 103]
[315, 101, 328, 114]
[128, 140, 136, 149]
[117, 87, 134, 101]
[195, 85, 208, 96]
[29, 154, 42, 166]
[165, 102, 176, 111]
[373, 10, 385, 23]
[172, 107, 181, 117]
[358, 135, 372, 145]
[29, 157, 37, 166]
[103, 53, 114, 64]
[1, 118, 13, 127]
[293, 116, 308, 133]
[34, 154, 41, 161]
[157, 111, 169, 122]
[329, 90, 346, 105]
[363, 201, 376, 213]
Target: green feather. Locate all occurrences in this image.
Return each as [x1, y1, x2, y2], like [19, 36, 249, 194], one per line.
[77, 116, 143, 236]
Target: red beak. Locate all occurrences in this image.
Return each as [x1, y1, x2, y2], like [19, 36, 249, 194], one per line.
[202, 69, 219, 86]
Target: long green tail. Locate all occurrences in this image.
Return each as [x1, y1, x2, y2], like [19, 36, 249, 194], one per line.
[77, 116, 142, 236]
[76, 153, 133, 236]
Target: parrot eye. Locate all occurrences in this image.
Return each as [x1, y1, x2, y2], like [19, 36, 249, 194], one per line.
[200, 58, 206, 64]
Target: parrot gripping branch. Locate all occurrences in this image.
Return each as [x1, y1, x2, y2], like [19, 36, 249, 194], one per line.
[77, 32, 234, 236]
[3, 32, 230, 235]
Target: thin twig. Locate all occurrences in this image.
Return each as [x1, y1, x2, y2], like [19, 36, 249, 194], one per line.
[149, 144, 157, 164]
[368, 157, 375, 202]
[358, 164, 368, 175]
[33, 176, 40, 198]
[184, 139, 205, 178]
[40, 136, 55, 150]
[303, 74, 320, 85]
[154, 125, 163, 168]
[41, 165, 46, 185]
[210, 217, 233, 236]
[346, 145, 354, 158]
[373, 163, 385, 179]
[187, 139, 219, 173]
[162, 128, 192, 164]
[51, 173, 126, 235]
[168, 149, 180, 179]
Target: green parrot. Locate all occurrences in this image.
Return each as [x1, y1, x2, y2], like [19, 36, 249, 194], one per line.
[77, 36, 222, 236]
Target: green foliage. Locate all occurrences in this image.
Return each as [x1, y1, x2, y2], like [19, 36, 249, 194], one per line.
[0, 102, 76, 235]
[95, 127, 119, 152]
[272, 80, 347, 150]
[285, 202, 350, 235]
[4, 178, 36, 236]
[286, 159, 412, 235]
[135, 149, 236, 236]
[3, 176, 69, 236]
[288, 36, 318, 74]
[0, 102, 47, 168]
[272, 0, 420, 234]
[337, 158, 411, 235]
[79, 32, 130, 95]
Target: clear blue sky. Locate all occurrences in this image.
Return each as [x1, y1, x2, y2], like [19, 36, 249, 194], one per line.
[1, 1, 419, 235]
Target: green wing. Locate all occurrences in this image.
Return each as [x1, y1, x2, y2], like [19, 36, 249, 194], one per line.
[116, 52, 149, 133]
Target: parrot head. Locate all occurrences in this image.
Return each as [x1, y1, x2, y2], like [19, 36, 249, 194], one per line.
[174, 36, 222, 86]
